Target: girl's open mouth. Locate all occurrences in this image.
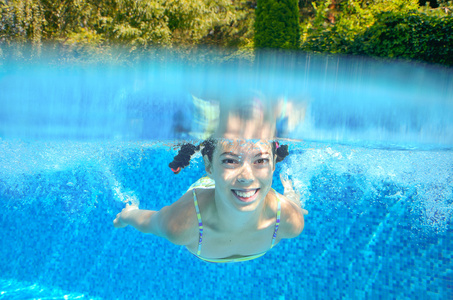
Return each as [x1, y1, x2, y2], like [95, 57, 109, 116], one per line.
[232, 189, 259, 202]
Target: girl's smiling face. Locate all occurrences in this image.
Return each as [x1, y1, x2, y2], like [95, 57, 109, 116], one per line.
[205, 139, 276, 212]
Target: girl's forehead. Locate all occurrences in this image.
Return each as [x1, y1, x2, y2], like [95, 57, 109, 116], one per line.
[215, 139, 272, 154]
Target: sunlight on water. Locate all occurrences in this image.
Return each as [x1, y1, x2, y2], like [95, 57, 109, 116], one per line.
[0, 278, 100, 300]
[1, 52, 452, 147]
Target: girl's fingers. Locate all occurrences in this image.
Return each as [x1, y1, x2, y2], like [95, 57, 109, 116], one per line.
[280, 174, 293, 189]
[124, 203, 139, 212]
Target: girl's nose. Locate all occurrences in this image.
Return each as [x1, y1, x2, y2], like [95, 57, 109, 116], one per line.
[237, 163, 254, 184]
[237, 177, 253, 184]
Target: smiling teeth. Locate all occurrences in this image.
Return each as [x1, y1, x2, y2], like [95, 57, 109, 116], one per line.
[235, 190, 256, 198]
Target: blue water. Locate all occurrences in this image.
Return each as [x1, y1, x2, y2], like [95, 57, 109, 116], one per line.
[1, 54, 453, 299]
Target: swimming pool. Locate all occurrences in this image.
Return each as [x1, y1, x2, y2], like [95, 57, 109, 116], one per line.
[1, 54, 452, 299]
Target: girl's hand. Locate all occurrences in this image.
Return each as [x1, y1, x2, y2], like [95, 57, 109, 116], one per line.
[113, 203, 139, 228]
[280, 174, 308, 215]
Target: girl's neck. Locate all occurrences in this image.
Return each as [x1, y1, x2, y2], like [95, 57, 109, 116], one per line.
[213, 191, 267, 232]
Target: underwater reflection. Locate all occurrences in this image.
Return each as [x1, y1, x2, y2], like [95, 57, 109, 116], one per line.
[187, 90, 307, 140]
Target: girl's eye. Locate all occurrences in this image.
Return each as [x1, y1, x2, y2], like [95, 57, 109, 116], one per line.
[222, 159, 238, 165]
[255, 158, 269, 164]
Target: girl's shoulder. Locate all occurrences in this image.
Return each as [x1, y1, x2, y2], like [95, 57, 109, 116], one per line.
[158, 189, 202, 246]
[274, 191, 305, 239]
[188, 176, 215, 190]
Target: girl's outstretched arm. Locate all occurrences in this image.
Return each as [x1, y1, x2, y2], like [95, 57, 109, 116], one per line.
[113, 203, 165, 236]
[280, 174, 308, 215]
[112, 191, 198, 246]
[274, 173, 309, 239]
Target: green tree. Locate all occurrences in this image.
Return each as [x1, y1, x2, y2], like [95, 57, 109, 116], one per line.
[255, 0, 300, 49]
[0, 0, 256, 63]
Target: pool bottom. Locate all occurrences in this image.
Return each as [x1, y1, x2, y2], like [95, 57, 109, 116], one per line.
[0, 140, 452, 299]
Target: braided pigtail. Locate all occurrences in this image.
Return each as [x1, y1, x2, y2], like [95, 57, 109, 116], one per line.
[169, 143, 200, 174]
[200, 138, 216, 162]
[273, 141, 289, 163]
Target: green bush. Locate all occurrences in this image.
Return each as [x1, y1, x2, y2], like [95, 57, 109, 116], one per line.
[301, 0, 453, 66]
[351, 10, 453, 65]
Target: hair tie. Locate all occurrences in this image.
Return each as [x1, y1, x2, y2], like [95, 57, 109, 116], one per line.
[171, 167, 181, 174]
[275, 141, 280, 149]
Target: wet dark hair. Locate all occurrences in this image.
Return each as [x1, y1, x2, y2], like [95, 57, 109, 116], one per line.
[169, 139, 289, 174]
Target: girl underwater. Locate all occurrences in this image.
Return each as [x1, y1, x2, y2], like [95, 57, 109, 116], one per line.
[113, 138, 307, 263]
[113, 94, 308, 263]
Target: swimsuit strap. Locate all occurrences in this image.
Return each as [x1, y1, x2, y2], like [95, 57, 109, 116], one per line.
[196, 252, 267, 263]
[192, 186, 281, 261]
[192, 189, 203, 256]
[270, 193, 281, 248]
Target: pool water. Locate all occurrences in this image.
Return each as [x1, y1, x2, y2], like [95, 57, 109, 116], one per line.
[0, 54, 452, 299]
[0, 140, 452, 299]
